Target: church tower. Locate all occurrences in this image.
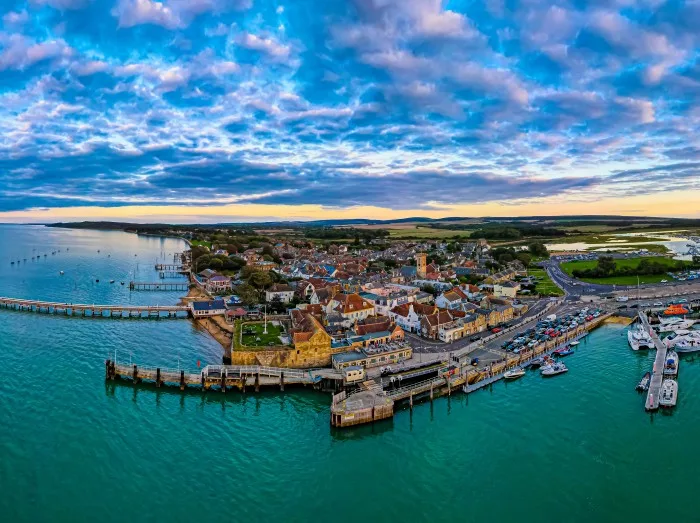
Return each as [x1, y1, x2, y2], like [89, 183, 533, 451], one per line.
[416, 252, 427, 278]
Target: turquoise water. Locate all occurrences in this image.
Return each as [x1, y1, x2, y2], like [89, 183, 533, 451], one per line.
[1, 224, 700, 522]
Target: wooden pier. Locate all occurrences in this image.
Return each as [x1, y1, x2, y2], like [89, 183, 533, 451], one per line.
[0, 296, 189, 318]
[642, 311, 667, 411]
[106, 361, 343, 391]
[155, 264, 186, 271]
[129, 282, 189, 291]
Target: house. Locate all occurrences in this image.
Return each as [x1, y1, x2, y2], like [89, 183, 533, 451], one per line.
[388, 302, 430, 333]
[435, 287, 469, 310]
[205, 274, 231, 293]
[326, 293, 376, 327]
[265, 283, 295, 303]
[331, 346, 413, 370]
[494, 281, 521, 299]
[421, 309, 459, 340]
[190, 299, 227, 317]
[254, 261, 278, 272]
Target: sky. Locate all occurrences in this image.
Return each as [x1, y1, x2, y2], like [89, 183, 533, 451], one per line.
[1, 0, 700, 223]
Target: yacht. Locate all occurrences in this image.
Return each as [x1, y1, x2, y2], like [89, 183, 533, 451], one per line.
[541, 362, 568, 377]
[658, 318, 696, 332]
[674, 336, 700, 353]
[663, 350, 679, 377]
[659, 379, 678, 408]
[504, 367, 526, 380]
[570, 340, 580, 347]
[628, 324, 654, 351]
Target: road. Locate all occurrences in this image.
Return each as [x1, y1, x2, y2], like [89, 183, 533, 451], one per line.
[405, 298, 551, 354]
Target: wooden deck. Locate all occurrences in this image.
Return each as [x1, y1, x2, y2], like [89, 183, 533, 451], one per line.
[0, 296, 189, 318]
[129, 281, 189, 291]
[642, 312, 668, 411]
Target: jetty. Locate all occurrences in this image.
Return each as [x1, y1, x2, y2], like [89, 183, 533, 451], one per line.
[129, 281, 189, 291]
[106, 361, 343, 392]
[331, 312, 613, 428]
[0, 296, 188, 318]
[642, 311, 668, 411]
[155, 264, 186, 272]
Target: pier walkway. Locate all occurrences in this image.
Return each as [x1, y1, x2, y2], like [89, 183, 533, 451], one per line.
[642, 311, 667, 411]
[107, 361, 342, 390]
[129, 281, 189, 291]
[0, 296, 189, 318]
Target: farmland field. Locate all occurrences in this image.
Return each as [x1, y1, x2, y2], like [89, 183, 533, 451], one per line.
[560, 256, 680, 285]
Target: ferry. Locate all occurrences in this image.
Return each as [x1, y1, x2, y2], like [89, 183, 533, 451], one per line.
[663, 350, 679, 377]
[659, 379, 678, 408]
[636, 371, 651, 392]
[504, 367, 526, 380]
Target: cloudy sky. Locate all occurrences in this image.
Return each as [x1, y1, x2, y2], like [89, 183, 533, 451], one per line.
[2, 0, 700, 223]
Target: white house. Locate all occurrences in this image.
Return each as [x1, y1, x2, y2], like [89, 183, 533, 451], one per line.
[388, 303, 422, 333]
[494, 281, 520, 299]
[205, 275, 232, 293]
[265, 283, 295, 303]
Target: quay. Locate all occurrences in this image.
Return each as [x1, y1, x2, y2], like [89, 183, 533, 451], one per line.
[129, 281, 189, 291]
[642, 311, 667, 411]
[0, 296, 189, 318]
[331, 312, 614, 428]
[106, 361, 343, 391]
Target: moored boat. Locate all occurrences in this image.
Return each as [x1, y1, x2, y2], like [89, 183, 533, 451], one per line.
[663, 350, 679, 377]
[636, 371, 651, 392]
[628, 324, 654, 351]
[504, 367, 526, 380]
[554, 347, 575, 357]
[659, 379, 678, 408]
[541, 362, 568, 377]
[570, 340, 580, 347]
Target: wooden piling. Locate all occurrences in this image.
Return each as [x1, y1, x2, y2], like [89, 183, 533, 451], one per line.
[105, 359, 111, 380]
[156, 368, 161, 388]
[133, 364, 140, 384]
[222, 369, 227, 393]
[201, 371, 205, 390]
[180, 370, 185, 391]
[280, 371, 285, 392]
[255, 372, 260, 393]
[430, 383, 434, 402]
[410, 391, 413, 409]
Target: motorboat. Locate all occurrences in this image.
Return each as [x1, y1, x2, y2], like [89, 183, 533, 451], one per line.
[570, 341, 580, 347]
[628, 324, 654, 351]
[109, 280, 115, 284]
[504, 367, 526, 380]
[120, 281, 125, 285]
[59, 271, 64, 275]
[674, 337, 700, 353]
[657, 318, 696, 332]
[554, 347, 575, 357]
[636, 371, 651, 392]
[541, 362, 568, 377]
[659, 379, 678, 408]
[663, 350, 679, 377]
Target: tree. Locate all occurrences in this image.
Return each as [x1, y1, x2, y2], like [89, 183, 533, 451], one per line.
[516, 252, 532, 267]
[248, 270, 273, 289]
[528, 242, 549, 258]
[262, 244, 275, 257]
[268, 296, 286, 314]
[236, 283, 259, 305]
[209, 258, 224, 270]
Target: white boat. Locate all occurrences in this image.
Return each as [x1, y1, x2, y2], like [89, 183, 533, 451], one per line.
[674, 337, 700, 353]
[627, 324, 654, 351]
[659, 379, 678, 408]
[663, 350, 679, 377]
[570, 340, 580, 347]
[541, 362, 568, 377]
[658, 318, 696, 332]
[59, 271, 64, 275]
[504, 367, 526, 380]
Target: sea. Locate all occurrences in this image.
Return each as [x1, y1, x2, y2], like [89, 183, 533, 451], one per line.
[1, 224, 700, 522]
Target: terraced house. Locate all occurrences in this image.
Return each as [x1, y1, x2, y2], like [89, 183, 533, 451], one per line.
[325, 293, 376, 328]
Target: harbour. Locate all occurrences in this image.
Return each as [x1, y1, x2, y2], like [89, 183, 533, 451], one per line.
[4, 225, 700, 522]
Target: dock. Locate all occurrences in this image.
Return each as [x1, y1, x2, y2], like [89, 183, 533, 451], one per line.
[331, 312, 613, 428]
[129, 282, 189, 291]
[155, 264, 187, 271]
[642, 311, 668, 411]
[107, 361, 343, 391]
[0, 296, 189, 318]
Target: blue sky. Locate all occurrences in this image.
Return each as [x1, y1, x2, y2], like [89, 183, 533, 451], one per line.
[1, 0, 700, 222]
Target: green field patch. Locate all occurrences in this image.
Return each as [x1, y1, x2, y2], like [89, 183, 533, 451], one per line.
[240, 322, 284, 347]
[528, 268, 565, 296]
[560, 256, 682, 285]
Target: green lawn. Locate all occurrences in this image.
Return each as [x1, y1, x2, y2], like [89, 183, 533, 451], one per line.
[190, 239, 212, 249]
[528, 268, 565, 296]
[560, 256, 680, 285]
[240, 322, 283, 347]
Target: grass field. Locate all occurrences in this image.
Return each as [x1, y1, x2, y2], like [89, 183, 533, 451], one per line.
[528, 268, 565, 296]
[386, 226, 473, 239]
[190, 239, 212, 249]
[241, 322, 283, 347]
[560, 256, 680, 285]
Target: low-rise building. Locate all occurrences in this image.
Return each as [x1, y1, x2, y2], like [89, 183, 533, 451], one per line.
[190, 299, 227, 317]
[331, 345, 413, 370]
[265, 283, 295, 303]
[494, 281, 521, 299]
[205, 274, 232, 293]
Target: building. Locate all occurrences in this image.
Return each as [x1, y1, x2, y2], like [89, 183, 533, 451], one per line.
[205, 274, 232, 293]
[265, 283, 295, 303]
[416, 252, 427, 278]
[435, 287, 469, 310]
[494, 281, 521, 299]
[342, 365, 365, 385]
[331, 345, 413, 370]
[190, 299, 227, 317]
[326, 293, 376, 327]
